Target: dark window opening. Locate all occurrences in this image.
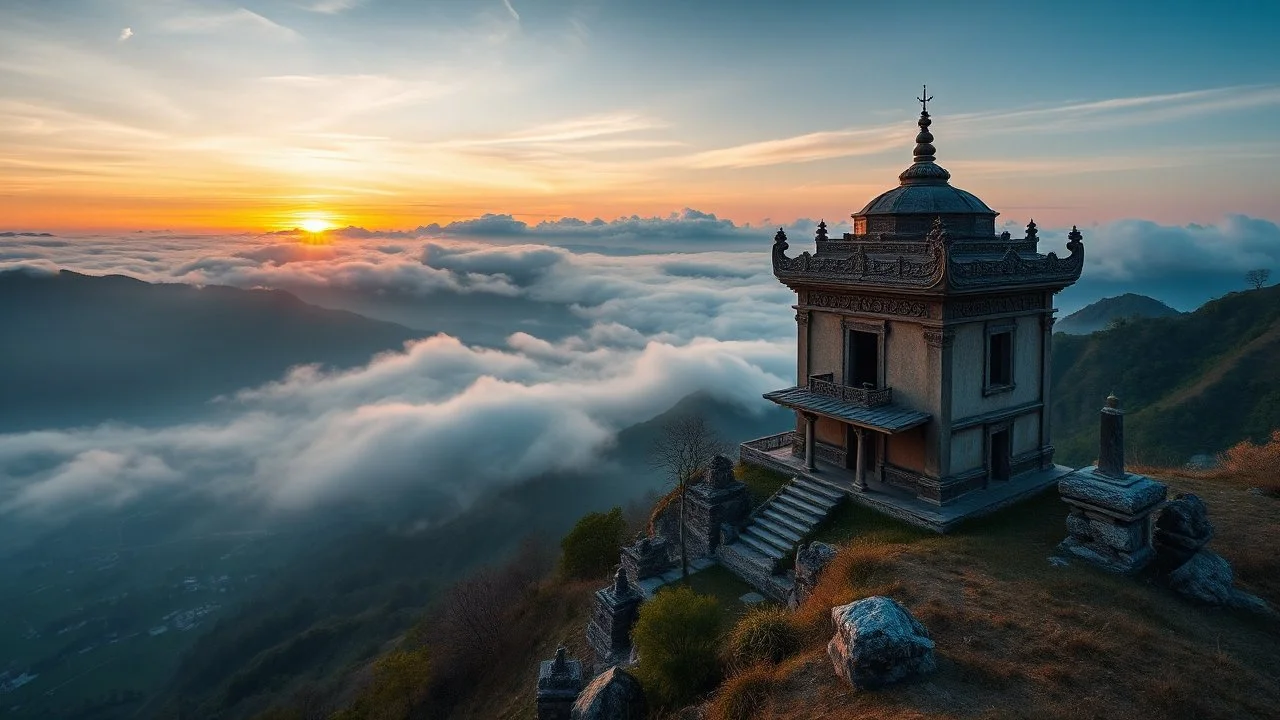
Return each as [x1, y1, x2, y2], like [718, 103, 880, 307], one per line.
[990, 428, 1011, 482]
[988, 331, 1012, 387]
[846, 330, 879, 388]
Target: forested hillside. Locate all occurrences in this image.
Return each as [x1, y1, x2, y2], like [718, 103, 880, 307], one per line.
[1051, 284, 1280, 465]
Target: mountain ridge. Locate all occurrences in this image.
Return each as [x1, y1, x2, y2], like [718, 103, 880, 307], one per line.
[1055, 292, 1183, 335]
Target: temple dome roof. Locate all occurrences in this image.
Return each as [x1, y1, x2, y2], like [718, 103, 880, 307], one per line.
[857, 183, 996, 216]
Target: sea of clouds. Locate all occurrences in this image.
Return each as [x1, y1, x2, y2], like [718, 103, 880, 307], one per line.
[1, 209, 1277, 519]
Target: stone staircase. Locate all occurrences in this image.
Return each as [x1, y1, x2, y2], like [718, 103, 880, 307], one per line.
[718, 475, 846, 600]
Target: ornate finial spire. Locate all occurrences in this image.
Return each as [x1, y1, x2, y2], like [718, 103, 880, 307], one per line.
[553, 646, 568, 672]
[899, 86, 950, 185]
[815, 220, 828, 242]
[773, 227, 787, 244]
[613, 566, 629, 595]
[1068, 225, 1083, 243]
[1025, 218, 1038, 240]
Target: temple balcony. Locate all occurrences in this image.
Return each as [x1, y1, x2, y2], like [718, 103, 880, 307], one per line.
[806, 373, 892, 408]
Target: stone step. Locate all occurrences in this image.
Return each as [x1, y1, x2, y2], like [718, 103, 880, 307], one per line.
[761, 508, 809, 536]
[793, 476, 844, 502]
[787, 484, 839, 510]
[745, 525, 794, 555]
[803, 473, 851, 499]
[778, 490, 828, 517]
[754, 516, 804, 544]
[738, 532, 787, 560]
[717, 542, 778, 591]
[769, 497, 822, 527]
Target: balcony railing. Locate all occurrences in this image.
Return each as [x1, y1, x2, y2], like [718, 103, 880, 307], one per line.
[807, 373, 892, 408]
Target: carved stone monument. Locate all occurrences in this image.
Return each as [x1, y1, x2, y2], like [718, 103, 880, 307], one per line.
[585, 568, 644, 674]
[619, 535, 674, 586]
[536, 647, 585, 720]
[683, 455, 750, 558]
[1057, 395, 1167, 574]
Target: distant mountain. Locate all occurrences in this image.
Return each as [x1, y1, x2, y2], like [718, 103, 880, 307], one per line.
[0, 269, 425, 432]
[1055, 293, 1183, 335]
[1051, 284, 1280, 465]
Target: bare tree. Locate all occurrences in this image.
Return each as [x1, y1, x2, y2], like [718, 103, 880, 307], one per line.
[1246, 268, 1271, 290]
[649, 414, 727, 580]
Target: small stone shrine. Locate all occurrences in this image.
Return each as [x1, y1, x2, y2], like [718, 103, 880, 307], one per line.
[536, 647, 585, 720]
[585, 567, 644, 673]
[1057, 395, 1167, 573]
[681, 455, 750, 558]
[619, 535, 674, 586]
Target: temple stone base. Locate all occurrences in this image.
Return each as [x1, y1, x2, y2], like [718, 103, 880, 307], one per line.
[536, 647, 584, 720]
[1058, 466, 1167, 574]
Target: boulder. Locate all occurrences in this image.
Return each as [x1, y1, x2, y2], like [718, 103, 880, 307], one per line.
[788, 542, 838, 610]
[571, 666, 647, 720]
[1154, 493, 1214, 569]
[1167, 550, 1273, 615]
[827, 596, 936, 690]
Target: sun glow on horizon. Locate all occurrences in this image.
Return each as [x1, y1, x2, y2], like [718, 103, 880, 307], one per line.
[299, 218, 334, 233]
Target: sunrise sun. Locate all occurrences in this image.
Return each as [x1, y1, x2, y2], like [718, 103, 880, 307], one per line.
[299, 218, 333, 233]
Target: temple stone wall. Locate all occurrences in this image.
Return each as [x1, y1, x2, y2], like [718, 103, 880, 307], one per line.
[885, 320, 931, 414]
[809, 311, 843, 378]
[949, 315, 1043, 419]
[950, 427, 984, 473]
[886, 427, 926, 473]
[815, 417, 845, 447]
[1014, 412, 1041, 454]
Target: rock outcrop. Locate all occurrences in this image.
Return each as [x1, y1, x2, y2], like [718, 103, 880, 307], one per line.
[1154, 493, 1214, 569]
[1154, 494, 1272, 615]
[787, 541, 838, 609]
[571, 666, 647, 720]
[827, 596, 936, 690]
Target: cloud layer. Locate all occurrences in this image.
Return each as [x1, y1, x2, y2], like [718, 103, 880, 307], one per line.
[2, 210, 1277, 517]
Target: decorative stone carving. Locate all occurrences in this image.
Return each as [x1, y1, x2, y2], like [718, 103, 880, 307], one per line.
[841, 317, 886, 334]
[806, 291, 930, 319]
[947, 293, 1043, 319]
[586, 568, 644, 673]
[619, 535, 674, 586]
[1057, 396, 1167, 574]
[922, 328, 955, 349]
[571, 666, 647, 720]
[787, 542, 838, 609]
[828, 596, 936, 690]
[537, 647, 585, 720]
[774, 242, 944, 286]
[794, 310, 809, 326]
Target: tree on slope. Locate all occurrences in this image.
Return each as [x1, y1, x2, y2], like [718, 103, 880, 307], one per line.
[1246, 268, 1271, 290]
[649, 414, 726, 580]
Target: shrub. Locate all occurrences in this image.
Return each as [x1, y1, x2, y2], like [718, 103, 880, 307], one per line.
[631, 585, 723, 708]
[1218, 429, 1280, 496]
[709, 665, 776, 720]
[560, 507, 627, 579]
[725, 606, 801, 667]
[334, 648, 431, 720]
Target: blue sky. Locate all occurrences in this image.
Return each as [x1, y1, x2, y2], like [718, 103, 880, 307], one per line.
[0, 0, 1277, 230]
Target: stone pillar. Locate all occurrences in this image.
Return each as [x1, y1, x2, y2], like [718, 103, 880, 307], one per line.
[619, 535, 674, 586]
[586, 568, 644, 674]
[1098, 393, 1124, 479]
[683, 455, 750, 557]
[1057, 396, 1167, 574]
[536, 647, 584, 720]
[853, 427, 867, 491]
[803, 413, 817, 471]
[796, 309, 811, 382]
[1039, 311, 1056, 469]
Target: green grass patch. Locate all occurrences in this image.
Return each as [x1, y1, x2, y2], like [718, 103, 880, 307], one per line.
[734, 462, 790, 508]
[675, 564, 762, 619]
[815, 500, 934, 546]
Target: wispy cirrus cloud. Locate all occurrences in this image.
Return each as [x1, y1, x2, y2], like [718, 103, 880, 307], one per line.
[160, 7, 298, 39]
[302, 0, 368, 13]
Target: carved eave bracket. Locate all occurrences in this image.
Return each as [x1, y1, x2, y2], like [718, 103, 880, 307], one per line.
[772, 225, 948, 290]
[945, 226, 1084, 291]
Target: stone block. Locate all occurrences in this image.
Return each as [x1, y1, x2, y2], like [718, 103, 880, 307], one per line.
[571, 667, 646, 719]
[788, 541, 838, 609]
[683, 456, 750, 558]
[620, 536, 674, 585]
[1057, 467, 1166, 575]
[1154, 493, 1214, 569]
[586, 569, 644, 673]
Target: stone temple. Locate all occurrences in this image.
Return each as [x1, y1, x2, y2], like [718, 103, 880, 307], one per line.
[740, 92, 1086, 531]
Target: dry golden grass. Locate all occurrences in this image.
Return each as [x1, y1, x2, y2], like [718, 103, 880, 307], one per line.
[706, 471, 1280, 720]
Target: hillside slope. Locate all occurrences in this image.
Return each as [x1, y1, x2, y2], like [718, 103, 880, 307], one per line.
[0, 269, 425, 432]
[1055, 292, 1183, 335]
[1051, 284, 1280, 465]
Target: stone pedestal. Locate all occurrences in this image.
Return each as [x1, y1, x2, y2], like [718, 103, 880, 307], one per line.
[537, 647, 584, 720]
[586, 568, 644, 674]
[619, 536, 674, 586]
[684, 455, 750, 558]
[1058, 395, 1167, 574]
[1058, 466, 1166, 573]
